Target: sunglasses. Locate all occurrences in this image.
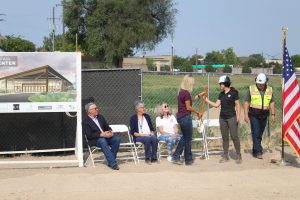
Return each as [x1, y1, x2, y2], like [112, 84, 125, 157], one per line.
[163, 105, 169, 108]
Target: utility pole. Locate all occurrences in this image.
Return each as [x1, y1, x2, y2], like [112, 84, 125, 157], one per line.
[52, 7, 55, 51]
[196, 48, 198, 66]
[56, 1, 66, 50]
[170, 34, 174, 71]
[47, 7, 59, 51]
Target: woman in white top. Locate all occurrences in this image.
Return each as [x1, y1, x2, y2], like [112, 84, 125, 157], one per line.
[156, 103, 182, 161]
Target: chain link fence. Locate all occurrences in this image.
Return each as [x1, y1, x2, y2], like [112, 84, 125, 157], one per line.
[142, 71, 300, 151]
[1, 69, 298, 156]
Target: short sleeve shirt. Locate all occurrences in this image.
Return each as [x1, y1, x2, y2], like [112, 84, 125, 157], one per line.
[218, 89, 239, 119]
[156, 115, 178, 137]
[177, 89, 192, 119]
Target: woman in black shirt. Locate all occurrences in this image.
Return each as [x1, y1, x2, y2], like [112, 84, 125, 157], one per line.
[204, 75, 241, 163]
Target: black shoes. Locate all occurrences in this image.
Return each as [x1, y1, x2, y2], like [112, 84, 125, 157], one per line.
[109, 164, 120, 170]
[254, 153, 263, 159]
[151, 158, 158, 163]
[145, 158, 151, 164]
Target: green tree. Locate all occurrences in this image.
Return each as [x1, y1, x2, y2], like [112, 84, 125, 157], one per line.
[242, 66, 251, 73]
[223, 66, 232, 73]
[173, 56, 192, 72]
[64, 0, 177, 67]
[222, 48, 240, 65]
[272, 62, 282, 74]
[204, 51, 224, 65]
[291, 54, 300, 67]
[243, 54, 265, 68]
[189, 54, 204, 65]
[0, 36, 35, 52]
[146, 58, 156, 71]
[40, 34, 76, 52]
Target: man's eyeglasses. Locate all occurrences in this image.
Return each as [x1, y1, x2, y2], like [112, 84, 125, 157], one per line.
[164, 105, 169, 108]
[90, 107, 98, 110]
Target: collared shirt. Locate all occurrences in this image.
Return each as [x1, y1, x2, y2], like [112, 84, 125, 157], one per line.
[89, 115, 104, 133]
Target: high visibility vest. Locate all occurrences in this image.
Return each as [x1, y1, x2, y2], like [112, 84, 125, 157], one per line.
[249, 85, 272, 110]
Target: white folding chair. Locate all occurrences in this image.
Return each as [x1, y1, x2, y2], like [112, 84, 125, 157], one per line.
[192, 119, 208, 159]
[157, 140, 168, 160]
[202, 119, 223, 159]
[110, 124, 137, 164]
[84, 135, 105, 168]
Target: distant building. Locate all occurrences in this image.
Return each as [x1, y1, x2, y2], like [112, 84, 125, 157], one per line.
[250, 67, 273, 75]
[265, 59, 282, 65]
[0, 65, 72, 93]
[123, 55, 172, 71]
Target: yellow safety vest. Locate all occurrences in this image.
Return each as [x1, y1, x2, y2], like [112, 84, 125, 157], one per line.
[249, 85, 272, 110]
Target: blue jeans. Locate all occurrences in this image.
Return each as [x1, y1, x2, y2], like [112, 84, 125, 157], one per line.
[158, 134, 182, 155]
[136, 136, 158, 160]
[249, 115, 267, 155]
[96, 136, 121, 167]
[172, 115, 193, 163]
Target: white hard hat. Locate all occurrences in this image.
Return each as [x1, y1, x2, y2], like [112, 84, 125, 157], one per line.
[256, 73, 267, 84]
[218, 75, 231, 83]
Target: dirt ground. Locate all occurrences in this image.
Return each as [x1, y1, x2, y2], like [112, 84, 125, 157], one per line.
[0, 108, 297, 200]
[0, 145, 299, 200]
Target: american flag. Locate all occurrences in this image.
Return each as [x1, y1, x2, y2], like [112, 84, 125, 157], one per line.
[282, 41, 300, 158]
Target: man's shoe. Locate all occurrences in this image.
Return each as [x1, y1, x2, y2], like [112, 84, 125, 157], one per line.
[145, 158, 151, 164]
[236, 154, 242, 164]
[151, 158, 159, 163]
[219, 154, 229, 163]
[110, 165, 120, 170]
[255, 153, 263, 159]
[185, 160, 194, 166]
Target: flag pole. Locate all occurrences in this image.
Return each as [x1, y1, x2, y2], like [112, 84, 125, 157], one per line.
[281, 27, 288, 166]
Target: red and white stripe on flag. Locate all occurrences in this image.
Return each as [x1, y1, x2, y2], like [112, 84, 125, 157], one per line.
[282, 42, 300, 158]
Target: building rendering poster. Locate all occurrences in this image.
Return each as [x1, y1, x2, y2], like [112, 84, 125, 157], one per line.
[0, 52, 81, 113]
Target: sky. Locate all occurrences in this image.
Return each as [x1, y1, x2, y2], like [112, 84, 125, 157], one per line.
[1, 0, 299, 59]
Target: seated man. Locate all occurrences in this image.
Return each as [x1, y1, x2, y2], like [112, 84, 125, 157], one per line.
[82, 102, 121, 170]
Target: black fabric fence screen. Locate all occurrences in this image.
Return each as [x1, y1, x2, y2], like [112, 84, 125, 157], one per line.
[0, 69, 141, 151]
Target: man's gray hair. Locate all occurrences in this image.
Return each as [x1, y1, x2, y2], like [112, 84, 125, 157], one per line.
[134, 100, 144, 111]
[85, 102, 96, 113]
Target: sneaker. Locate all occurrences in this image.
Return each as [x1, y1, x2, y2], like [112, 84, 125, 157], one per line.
[167, 156, 172, 162]
[219, 154, 229, 163]
[236, 154, 242, 164]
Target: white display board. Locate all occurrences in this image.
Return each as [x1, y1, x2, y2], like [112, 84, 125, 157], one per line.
[0, 52, 83, 167]
[0, 52, 80, 113]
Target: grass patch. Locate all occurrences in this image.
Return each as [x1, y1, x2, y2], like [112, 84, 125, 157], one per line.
[28, 92, 76, 102]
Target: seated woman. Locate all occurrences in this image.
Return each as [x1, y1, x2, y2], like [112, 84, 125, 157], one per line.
[129, 100, 158, 164]
[156, 103, 182, 162]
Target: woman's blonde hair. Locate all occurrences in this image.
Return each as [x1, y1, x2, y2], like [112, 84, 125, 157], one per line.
[179, 74, 194, 93]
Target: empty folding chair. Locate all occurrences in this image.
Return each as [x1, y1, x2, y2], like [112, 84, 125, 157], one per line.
[109, 124, 137, 164]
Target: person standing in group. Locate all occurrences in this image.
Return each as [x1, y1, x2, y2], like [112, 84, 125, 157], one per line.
[204, 75, 242, 163]
[172, 74, 203, 165]
[244, 73, 275, 159]
[130, 100, 159, 164]
[156, 102, 182, 162]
